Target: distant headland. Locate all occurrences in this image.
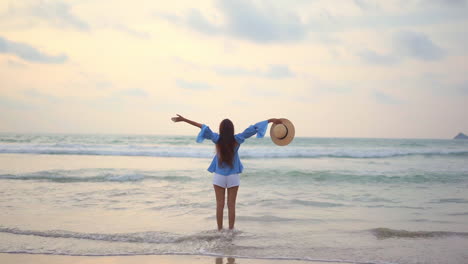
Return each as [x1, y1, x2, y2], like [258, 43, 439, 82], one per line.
[454, 132, 468, 139]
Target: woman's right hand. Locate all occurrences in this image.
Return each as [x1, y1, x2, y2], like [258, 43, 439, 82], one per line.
[171, 114, 185, 122]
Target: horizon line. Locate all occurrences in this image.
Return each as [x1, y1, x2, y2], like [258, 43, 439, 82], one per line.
[0, 131, 460, 140]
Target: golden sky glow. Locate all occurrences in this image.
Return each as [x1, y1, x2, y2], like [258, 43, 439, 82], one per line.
[1, 0, 467, 138]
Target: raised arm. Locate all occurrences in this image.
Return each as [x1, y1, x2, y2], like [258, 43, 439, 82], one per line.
[171, 114, 202, 128]
[235, 118, 283, 143]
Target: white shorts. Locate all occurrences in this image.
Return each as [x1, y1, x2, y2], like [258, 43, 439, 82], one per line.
[213, 173, 240, 188]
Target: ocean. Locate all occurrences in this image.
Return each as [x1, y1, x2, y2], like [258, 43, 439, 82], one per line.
[0, 133, 467, 264]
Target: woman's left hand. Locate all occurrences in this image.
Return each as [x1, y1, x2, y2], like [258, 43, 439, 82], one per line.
[268, 118, 283, 124]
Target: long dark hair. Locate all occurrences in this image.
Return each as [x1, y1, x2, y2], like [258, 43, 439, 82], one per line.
[216, 119, 237, 168]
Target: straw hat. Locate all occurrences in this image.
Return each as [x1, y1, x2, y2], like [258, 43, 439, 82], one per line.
[270, 118, 295, 146]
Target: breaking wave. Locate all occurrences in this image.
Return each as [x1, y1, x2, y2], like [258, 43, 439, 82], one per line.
[0, 169, 193, 183]
[370, 228, 468, 239]
[0, 226, 182, 244]
[1, 143, 468, 159]
[1, 168, 467, 184]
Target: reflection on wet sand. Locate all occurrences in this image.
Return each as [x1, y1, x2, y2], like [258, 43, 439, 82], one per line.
[215, 257, 236, 264]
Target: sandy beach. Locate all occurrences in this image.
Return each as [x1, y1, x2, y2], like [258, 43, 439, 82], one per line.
[0, 253, 344, 264]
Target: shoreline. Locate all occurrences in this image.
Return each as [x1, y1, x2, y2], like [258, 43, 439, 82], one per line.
[0, 253, 349, 264]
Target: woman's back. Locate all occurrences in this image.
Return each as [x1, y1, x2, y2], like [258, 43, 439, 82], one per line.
[197, 120, 269, 176]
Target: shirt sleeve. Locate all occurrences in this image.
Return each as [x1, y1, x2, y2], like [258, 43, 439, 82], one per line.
[196, 124, 219, 143]
[235, 120, 269, 144]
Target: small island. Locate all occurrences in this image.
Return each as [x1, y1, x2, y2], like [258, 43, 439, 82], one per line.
[454, 132, 468, 139]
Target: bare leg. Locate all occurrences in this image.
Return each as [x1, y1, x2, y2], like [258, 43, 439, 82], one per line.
[213, 185, 226, 230]
[227, 186, 239, 230]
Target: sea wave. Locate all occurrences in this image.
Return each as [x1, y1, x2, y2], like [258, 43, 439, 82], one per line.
[431, 198, 468, 204]
[245, 170, 468, 184]
[2, 225, 466, 263]
[1, 168, 467, 184]
[0, 226, 181, 244]
[0, 226, 378, 264]
[0, 170, 193, 183]
[0, 226, 255, 247]
[1, 143, 468, 159]
[370, 228, 468, 239]
[0, 144, 214, 158]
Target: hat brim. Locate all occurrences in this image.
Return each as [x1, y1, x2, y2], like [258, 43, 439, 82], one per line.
[270, 118, 295, 146]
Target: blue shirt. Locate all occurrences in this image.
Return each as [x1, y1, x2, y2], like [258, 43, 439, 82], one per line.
[196, 120, 269, 176]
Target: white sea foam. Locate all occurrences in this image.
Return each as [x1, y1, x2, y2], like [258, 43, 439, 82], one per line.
[370, 228, 468, 239]
[1, 142, 467, 159]
[1, 226, 467, 264]
[0, 169, 195, 183]
[1, 168, 466, 184]
[0, 226, 180, 243]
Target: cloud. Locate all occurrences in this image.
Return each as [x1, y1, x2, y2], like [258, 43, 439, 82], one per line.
[373, 90, 403, 105]
[213, 65, 256, 77]
[118, 88, 148, 97]
[176, 79, 214, 90]
[6, 59, 26, 68]
[358, 31, 445, 65]
[353, 0, 380, 10]
[357, 49, 400, 65]
[217, 0, 308, 43]
[0, 96, 36, 110]
[231, 100, 250, 106]
[172, 56, 295, 79]
[157, 1, 465, 45]
[0, 36, 68, 63]
[155, 0, 466, 39]
[353, 0, 465, 11]
[95, 81, 113, 89]
[391, 73, 468, 97]
[77, 71, 114, 90]
[3, 1, 89, 31]
[23, 89, 59, 103]
[157, 0, 309, 43]
[393, 31, 445, 61]
[250, 89, 282, 98]
[264, 65, 294, 79]
[318, 84, 352, 94]
[213, 64, 294, 79]
[92, 19, 151, 39]
[306, 2, 467, 33]
[4, 2, 150, 38]
[108, 24, 151, 39]
[423, 0, 467, 8]
[171, 56, 203, 70]
[455, 81, 468, 95]
[185, 9, 221, 35]
[305, 78, 353, 96]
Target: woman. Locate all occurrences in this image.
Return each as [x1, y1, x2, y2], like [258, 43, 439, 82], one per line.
[171, 114, 283, 230]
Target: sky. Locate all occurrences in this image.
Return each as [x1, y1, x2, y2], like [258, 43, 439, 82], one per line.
[0, 0, 467, 138]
